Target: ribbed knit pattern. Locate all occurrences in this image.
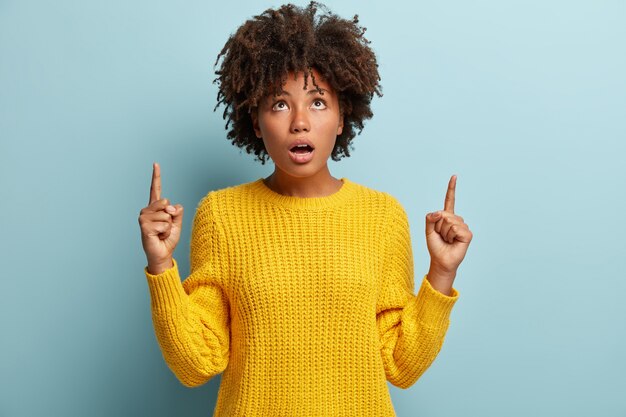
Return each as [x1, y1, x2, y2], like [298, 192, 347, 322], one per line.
[144, 177, 459, 416]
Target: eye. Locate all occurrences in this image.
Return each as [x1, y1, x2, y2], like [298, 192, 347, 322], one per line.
[311, 99, 327, 109]
[272, 100, 288, 111]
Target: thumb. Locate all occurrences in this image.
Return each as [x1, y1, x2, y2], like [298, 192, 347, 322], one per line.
[170, 204, 184, 228]
[425, 211, 441, 234]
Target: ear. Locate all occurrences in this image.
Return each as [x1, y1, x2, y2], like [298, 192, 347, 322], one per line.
[251, 108, 262, 139]
[337, 113, 344, 136]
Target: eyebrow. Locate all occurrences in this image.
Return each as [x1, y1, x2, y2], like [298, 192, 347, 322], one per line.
[275, 88, 329, 97]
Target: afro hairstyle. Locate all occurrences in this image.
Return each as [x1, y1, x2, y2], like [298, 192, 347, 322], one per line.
[213, 1, 383, 164]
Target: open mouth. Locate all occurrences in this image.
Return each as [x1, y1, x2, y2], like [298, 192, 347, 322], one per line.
[290, 144, 314, 154]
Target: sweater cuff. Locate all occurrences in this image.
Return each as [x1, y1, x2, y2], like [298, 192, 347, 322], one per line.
[144, 258, 187, 316]
[406, 274, 459, 328]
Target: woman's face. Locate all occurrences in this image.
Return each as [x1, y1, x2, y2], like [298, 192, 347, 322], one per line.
[252, 69, 344, 179]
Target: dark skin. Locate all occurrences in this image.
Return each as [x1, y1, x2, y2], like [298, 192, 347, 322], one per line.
[251, 69, 344, 198]
[138, 162, 181, 274]
[425, 175, 473, 295]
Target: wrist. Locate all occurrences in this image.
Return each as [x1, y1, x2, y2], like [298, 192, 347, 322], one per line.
[147, 258, 174, 275]
[427, 263, 457, 296]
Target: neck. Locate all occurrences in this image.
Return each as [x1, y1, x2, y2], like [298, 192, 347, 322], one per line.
[264, 168, 343, 198]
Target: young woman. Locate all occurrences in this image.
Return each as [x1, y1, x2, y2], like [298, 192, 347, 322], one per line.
[138, 2, 472, 416]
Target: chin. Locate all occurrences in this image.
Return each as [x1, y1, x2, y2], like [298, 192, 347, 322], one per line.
[277, 162, 325, 178]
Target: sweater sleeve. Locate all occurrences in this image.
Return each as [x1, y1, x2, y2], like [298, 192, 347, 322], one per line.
[376, 196, 459, 389]
[144, 193, 231, 388]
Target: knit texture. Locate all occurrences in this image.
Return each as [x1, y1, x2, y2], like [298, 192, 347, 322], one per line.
[144, 177, 459, 416]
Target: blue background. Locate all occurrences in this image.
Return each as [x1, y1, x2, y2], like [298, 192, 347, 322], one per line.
[1, 0, 625, 416]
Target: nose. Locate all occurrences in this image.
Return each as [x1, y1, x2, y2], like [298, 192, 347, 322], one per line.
[290, 106, 310, 133]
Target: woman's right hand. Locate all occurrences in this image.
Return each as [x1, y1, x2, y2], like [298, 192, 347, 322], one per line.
[138, 162, 184, 275]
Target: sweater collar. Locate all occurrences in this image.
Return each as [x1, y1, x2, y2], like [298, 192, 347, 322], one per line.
[250, 177, 357, 210]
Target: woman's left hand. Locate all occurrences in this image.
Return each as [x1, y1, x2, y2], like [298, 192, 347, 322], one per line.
[425, 175, 473, 279]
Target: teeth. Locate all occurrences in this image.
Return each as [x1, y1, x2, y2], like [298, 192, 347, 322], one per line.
[291, 144, 313, 152]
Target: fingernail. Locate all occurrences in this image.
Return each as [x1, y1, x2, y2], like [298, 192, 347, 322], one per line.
[166, 205, 175, 213]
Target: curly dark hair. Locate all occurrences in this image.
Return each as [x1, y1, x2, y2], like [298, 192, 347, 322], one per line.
[213, 1, 382, 164]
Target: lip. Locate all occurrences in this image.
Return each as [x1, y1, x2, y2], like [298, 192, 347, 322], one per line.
[288, 138, 316, 151]
[288, 147, 315, 164]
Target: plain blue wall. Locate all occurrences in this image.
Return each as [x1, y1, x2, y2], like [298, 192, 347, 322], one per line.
[1, 0, 625, 416]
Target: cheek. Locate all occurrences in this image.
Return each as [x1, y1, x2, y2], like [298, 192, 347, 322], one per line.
[256, 117, 275, 139]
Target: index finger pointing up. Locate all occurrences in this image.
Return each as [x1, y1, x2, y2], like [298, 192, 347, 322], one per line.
[443, 175, 456, 213]
[149, 162, 161, 205]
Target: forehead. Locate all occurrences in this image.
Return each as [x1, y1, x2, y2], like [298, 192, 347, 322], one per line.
[267, 69, 335, 96]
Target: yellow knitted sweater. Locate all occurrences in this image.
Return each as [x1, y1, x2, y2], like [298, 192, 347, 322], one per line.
[144, 177, 459, 416]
